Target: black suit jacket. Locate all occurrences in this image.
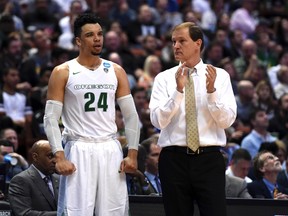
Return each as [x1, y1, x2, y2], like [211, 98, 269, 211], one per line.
[8, 165, 59, 216]
[247, 179, 287, 199]
[277, 170, 288, 194]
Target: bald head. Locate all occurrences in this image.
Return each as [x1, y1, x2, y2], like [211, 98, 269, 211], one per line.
[31, 140, 55, 175]
[31, 140, 50, 154]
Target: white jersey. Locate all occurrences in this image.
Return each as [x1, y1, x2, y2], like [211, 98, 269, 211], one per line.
[62, 58, 118, 139]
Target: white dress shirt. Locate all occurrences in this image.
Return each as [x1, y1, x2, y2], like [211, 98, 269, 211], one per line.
[149, 60, 237, 148]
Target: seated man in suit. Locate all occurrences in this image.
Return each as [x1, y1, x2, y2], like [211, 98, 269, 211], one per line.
[247, 150, 288, 199]
[222, 150, 252, 198]
[123, 143, 155, 195]
[226, 174, 252, 198]
[141, 134, 162, 195]
[8, 140, 59, 216]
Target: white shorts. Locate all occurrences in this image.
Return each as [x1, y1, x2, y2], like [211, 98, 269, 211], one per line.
[57, 138, 129, 216]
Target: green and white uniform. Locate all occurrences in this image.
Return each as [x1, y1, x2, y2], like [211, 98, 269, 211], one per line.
[57, 58, 128, 216]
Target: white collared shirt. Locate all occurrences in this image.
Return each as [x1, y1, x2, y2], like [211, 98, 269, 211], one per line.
[149, 60, 237, 148]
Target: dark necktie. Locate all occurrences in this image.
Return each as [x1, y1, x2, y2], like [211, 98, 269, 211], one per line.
[43, 176, 54, 197]
[185, 68, 200, 152]
[155, 176, 162, 194]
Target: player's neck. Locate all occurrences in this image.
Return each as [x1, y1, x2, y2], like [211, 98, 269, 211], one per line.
[76, 56, 102, 71]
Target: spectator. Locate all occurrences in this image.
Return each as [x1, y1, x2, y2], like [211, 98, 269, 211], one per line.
[0, 128, 19, 152]
[233, 39, 263, 81]
[273, 65, 288, 99]
[126, 4, 161, 46]
[21, 0, 61, 41]
[0, 15, 16, 44]
[235, 80, 255, 125]
[87, 0, 112, 33]
[0, 32, 31, 92]
[108, 0, 137, 31]
[214, 29, 232, 58]
[29, 66, 52, 113]
[247, 150, 288, 199]
[153, 0, 183, 36]
[226, 148, 253, 183]
[108, 21, 129, 49]
[222, 150, 252, 198]
[229, 0, 259, 39]
[0, 139, 28, 183]
[137, 55, 162, 92]
[141, 135, 162, 195]
[20, 29, 53, 88]
[202, 40, 224, 67]
[255, 30, 278, 68]
[0, 0, 25, 34]
[218, 57, 239, 95]
[0, 67, 33, 132]
[54, 0, 87, 14]
[57, 0, 84, 50]
[275, 17, 288, 50]
[259, 140, 287, 167]
[8, 140, 59, 216]
[252, 80, 277, 120]
[268, 93, 288, 140]
[267, 49, 288, 88]
[228, 29, 244, 60]
[108, 52, 136, 89]
[101, 30, 137, 76]
[200, 0, 224, 35]
[241, 108, 277, 159]
[133, 35, 162, 69]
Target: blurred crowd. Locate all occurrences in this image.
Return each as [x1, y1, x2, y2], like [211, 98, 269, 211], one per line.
[0, 0, 287, 200]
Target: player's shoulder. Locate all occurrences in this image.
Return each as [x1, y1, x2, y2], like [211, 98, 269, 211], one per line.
[52, 59, 74, 76]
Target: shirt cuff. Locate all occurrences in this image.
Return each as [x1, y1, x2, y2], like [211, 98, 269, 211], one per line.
[173, 89, 184, 105]
[207, 90, 217, 104]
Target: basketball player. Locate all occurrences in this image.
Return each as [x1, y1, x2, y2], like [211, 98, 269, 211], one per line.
[44, 13, 140, 216]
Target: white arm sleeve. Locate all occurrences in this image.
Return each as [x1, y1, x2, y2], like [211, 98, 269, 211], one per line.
[117, 94, 140, 150]
[43, 100, 63, 154]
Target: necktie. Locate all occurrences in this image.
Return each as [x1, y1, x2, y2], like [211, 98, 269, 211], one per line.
[43, 176, 54, 197]
[273, 187, 278, 199]
[154, 176, 162, 194]
[185, 68, 200, 152]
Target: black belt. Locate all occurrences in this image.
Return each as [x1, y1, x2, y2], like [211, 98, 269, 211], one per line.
[163, 146, 220, 155]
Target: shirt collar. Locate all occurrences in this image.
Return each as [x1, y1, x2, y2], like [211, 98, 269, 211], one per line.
[32, 164, 46, 179]
[179, 59, 204, 76]
[144, 171, 157, 181]
[262, 178, 278, 195]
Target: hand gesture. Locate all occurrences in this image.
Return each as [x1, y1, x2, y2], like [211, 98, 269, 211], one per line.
[206, 64, 216, 93]
[175, 62, 190, 93]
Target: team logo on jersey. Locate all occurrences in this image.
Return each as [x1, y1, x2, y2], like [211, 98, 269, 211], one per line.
[73, 71, 81, 75]
[103, 62, 111, 73]
[103, 62, 111, 68]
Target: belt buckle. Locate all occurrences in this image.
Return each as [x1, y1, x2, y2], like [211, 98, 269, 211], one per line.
[186, 147, 200, 155]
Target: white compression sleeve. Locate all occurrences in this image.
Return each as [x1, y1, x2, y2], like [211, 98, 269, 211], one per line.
[43, 100, 63, 154]
[117, 94, 140, 150]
